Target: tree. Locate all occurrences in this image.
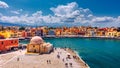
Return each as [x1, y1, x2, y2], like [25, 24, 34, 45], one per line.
[19, 27, 25, 30]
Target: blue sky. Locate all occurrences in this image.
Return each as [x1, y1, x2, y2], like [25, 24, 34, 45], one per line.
[0, 0, 120, 27]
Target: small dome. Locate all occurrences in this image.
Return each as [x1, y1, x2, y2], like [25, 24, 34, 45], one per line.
[30, 36, 43, 44]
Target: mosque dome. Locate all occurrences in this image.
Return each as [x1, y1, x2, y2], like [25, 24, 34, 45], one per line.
[30, 36, 43, 44]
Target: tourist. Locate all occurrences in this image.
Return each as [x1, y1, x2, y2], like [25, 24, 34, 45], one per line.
[77, 57, 79, 60]
[19, 50, 21, 53]
[17, 57, 19, 61]
[69, 63, 72, 67]
[49, 60, 51, 64]
[47, 60, 48, 64]
[73, 56, 75, 59]
[85, 63, 87, 66]
[65, 63, 68, 67]
[57, 54, 60, 59]
[62, 58, 64, 62]
[22, 46, 24, 50]
[54, 48, 56, 50]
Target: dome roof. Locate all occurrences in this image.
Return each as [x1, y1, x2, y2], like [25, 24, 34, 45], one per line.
[30, 36, 43, 44]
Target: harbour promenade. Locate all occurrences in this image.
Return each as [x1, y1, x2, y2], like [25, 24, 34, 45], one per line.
[19, 35, 120, 40]
[0, 48, 89, 68]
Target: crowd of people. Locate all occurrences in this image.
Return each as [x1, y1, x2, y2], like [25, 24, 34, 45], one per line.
[55, 47, 73, 68]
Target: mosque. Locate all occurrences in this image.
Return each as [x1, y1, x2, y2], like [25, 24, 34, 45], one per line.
[27, 36, 53, 54]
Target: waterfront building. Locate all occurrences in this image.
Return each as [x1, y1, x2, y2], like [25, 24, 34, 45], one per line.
[91, 28, 107, 37]
[17, 31, 22, 38]
[0, 30, 14, 38]
[1, 26, 120, 38]
[55, 29, 62, 36]
[106, 31, 118, 37]
[12, 31, 18, 38]
[106, 28, 118, 37]
[0, 38, 19, 52]
[116, 32, 120, 37]
[78, 31, 86, 36]
[48, 30, 55, 35]
[35, 28, 44, 36]
[21, 31, 27, 38]
[27, 36, 53, 54]
[31, 28, 36, 37]
[0, 34, 5, 39]
[26, 31, 32, 37]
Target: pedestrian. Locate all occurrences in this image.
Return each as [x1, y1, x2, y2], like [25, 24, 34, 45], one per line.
[47, 60, 48, 64]
[85, 63, 87, 66]
[19, 50, 21, 52]
[55, 48, 56, 50]
[65, 63, 68, 67]
[70, 63, 72, 67]
[57, 54, 60, 59]
[17, 57, 19, 61]
[49, 60, 51, 64]
[62, 58, 64, 62]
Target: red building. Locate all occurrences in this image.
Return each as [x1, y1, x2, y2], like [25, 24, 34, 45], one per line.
[0, 38, 19, 52]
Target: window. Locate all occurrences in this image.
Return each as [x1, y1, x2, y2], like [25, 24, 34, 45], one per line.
[15, 41, 17, 43]
[11, 41, 13, 43]
[1, 41, 4, 45]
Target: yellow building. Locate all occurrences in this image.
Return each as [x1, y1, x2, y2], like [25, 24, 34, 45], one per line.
[106, 31, 118, 37]
[0, 30, 13, 38]
[27, 36, 53, 54]
[116, 32, 120, 37]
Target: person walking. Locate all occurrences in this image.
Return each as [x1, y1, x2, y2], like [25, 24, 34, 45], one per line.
[62, 58, 64, 62]
[49, 60, 51, 64]
[70, 63, 72, 67]
[17, 57, 19, 61]
[47, 60, 48, 64]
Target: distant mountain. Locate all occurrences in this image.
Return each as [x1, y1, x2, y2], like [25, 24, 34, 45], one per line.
[0, 22, 33, 27]
[0, 22, 86, 27]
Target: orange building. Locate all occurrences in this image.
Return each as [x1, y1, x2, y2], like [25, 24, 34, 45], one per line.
[0, 38, 19, 52]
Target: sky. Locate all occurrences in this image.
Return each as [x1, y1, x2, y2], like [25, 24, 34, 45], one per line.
[0, 0, 120, 27]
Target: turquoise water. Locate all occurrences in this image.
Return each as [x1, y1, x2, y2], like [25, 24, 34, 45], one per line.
[20, 38, 120, 68]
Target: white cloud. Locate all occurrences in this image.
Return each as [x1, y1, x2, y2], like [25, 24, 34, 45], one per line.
[10, 11, 20, 14]
[0, 11, 44, 24]
[19, 9, 23, 12]
[0, 2, 120, 27]
[91, 16, 115, 23]
[32, 11, 42, 17]
[50, 2, 80, 18]
[0, 1, 9, 8]
[10, 9, 23, 14]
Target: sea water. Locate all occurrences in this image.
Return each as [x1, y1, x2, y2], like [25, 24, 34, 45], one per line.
[20, 38, 120, 68]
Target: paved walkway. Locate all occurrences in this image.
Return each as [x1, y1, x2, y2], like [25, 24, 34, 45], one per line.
[55, 48, 81, 68]
[0, 48, 87, 68]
